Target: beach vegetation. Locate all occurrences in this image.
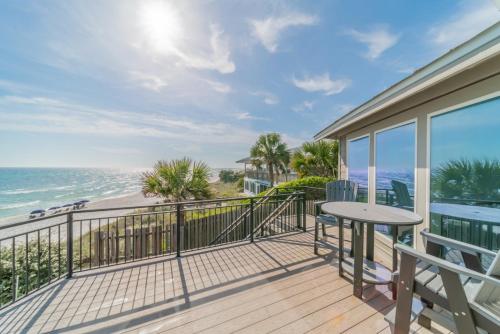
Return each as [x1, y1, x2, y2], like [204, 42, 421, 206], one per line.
[142, 157, 212, 202]
[218, 169, 244, 183]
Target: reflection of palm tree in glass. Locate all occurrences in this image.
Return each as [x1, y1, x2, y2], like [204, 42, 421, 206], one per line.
[432, 158, 500, 205]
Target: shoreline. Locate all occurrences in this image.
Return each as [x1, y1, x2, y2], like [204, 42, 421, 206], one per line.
[0, 191, 160, 227]
[0, 176, 222, 228]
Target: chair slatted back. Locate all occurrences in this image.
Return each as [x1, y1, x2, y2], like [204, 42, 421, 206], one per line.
[391, 180, 412, 207]
[326, 180, 358, 202]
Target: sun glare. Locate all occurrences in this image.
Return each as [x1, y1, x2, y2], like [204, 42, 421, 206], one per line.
[139, 1, 182, 54]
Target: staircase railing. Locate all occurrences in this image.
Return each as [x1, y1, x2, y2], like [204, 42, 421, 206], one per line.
[247, 192, 299, 239]
[208, 187, 277, 245]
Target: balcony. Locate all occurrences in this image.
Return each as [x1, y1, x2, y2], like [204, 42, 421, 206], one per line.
[0, 190, 451, 334]
[0, 217, 447, 333]
[245, 170, 298, 183]
[0, 216, 412, 333]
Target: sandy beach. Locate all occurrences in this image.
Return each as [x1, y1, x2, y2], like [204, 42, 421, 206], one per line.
[0, 191, 162, 238]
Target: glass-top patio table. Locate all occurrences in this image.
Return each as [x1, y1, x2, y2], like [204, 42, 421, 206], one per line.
[321, 201, 423, 299]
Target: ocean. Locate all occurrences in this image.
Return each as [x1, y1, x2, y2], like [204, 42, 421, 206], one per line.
[0, 167, 224, 220]
[348, 169, 415, 194]
[0, 168, 145, 219]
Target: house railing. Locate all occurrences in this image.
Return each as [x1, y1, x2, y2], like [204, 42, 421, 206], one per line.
[0, 192, 306, 309]
[245, 170, 299, 183]
[430, 198, 500, 251]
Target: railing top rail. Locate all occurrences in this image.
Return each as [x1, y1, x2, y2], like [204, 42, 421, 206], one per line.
[0, 191, 305, 231]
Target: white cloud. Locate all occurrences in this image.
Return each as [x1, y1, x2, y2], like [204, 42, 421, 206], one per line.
[292, 73, 350, 96]
[235, 112, 269, 121]
[251, 91, 279, 105]
[129, 71, 167, 92]
[292, 100, 315, 113]
[249, 13, 318, 53]
[0, 95, 260, 144]
[206, 80, 232, 94]
[428, 1, 500, 50]
[177, 24, 236, 74]
[347, 26, 399, 60]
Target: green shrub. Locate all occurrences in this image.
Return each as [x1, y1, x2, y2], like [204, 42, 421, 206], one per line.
[277, 176, 334, 190]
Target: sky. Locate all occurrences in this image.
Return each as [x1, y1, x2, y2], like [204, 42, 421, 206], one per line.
[0, 0, 499, 169]
[431, 96, 500, 167]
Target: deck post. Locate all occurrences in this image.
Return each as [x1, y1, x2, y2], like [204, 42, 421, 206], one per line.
[67, 212, 73, 278]
[176, 204, 182, 257]
[250, 198, 254, 242]
[296, 193, 301, 229]
[302, 193, 306, 232]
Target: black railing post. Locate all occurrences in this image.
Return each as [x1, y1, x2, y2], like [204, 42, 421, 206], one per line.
[67, 212, 73, 278]
[176, 204, 182, 257]
[296, 193, 301, 229]
[302, 192, 307, 232]
[250, 198, 254, 242]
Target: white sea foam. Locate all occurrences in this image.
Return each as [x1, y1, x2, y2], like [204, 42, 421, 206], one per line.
[0, 200, 41, 210]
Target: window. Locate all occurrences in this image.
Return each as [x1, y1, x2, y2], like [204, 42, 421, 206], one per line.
[348, 136, 369, 203]
[430, 97, 500, 250]
[375, 122, 416, 244]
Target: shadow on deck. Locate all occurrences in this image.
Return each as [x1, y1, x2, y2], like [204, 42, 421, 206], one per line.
[0, 217, 443, 334]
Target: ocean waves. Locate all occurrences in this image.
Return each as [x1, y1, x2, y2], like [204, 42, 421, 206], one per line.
[0, 200, 41, 210]
[0, 168, 143, 218]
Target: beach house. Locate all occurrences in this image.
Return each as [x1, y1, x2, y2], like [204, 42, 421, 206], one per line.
[315, 22, 500, 250]
[237, 148, 299, 195]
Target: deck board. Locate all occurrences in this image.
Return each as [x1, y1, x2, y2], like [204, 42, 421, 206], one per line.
[0, 217, 444, 334]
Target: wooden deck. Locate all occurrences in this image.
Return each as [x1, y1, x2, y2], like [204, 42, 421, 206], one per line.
[0, 217, 450, 333]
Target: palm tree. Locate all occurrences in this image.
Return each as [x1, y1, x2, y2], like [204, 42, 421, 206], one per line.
[250, 133, 290, 185]
[142, 157, 212, 202]
[431, 158, 500, 201]
[291, 140, 338, 178]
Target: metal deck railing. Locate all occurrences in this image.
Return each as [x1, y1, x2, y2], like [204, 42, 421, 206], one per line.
[0, 192, 307, 309]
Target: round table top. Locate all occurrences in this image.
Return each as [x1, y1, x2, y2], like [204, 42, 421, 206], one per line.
[321, 201, 423, 226]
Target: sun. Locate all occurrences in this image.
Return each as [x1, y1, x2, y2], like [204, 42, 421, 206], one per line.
[139, 0, 183, 54]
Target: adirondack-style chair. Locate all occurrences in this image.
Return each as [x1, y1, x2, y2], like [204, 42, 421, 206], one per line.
[385, 229, 500, 334]
[314, 180, 358, 255]
[391, 180, 413, 210]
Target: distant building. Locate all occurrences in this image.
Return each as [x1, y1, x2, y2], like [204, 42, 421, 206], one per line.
[236, 148, 299, 195]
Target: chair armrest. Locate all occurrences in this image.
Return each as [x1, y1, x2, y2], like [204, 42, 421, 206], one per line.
[314, 200, 328, 215]
[395, 244, 500, 286]
[421, 229, 497, 258]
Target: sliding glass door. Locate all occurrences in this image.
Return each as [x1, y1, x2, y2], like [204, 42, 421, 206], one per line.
[347, 136, 369, 203]
[375, 122, 416, 244]
[430, 96, 500, 250]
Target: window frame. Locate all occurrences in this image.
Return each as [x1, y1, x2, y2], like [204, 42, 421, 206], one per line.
[426, 91, 500, 226]
[346, 133, 370, 198]
[373, 118, 418, 213]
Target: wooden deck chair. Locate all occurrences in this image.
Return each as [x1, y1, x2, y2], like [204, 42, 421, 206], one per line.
[385, 230, 500, 334]
[314, 180, 358, 255]
[391, 180, 413, 210]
